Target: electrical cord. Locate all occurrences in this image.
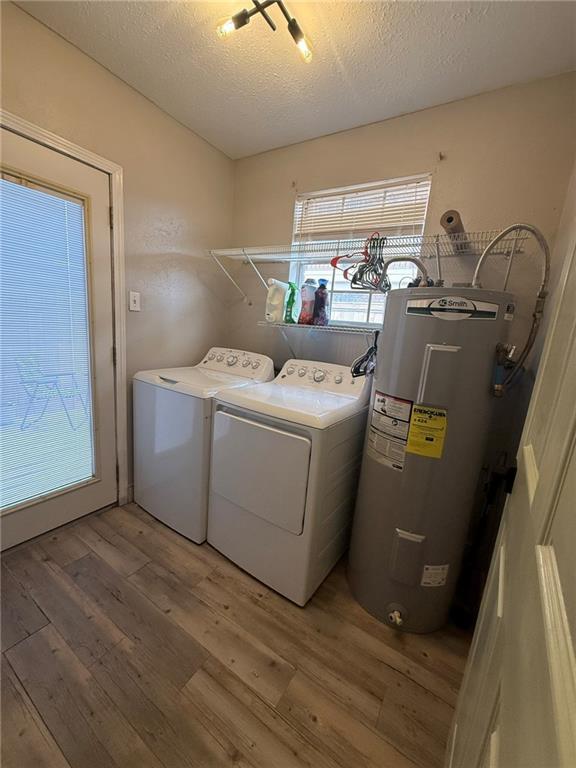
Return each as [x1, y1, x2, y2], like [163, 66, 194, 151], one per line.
[351, 331, 379, 378]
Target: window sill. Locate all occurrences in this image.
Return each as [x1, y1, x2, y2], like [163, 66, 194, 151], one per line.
[257, 321, 378, 335]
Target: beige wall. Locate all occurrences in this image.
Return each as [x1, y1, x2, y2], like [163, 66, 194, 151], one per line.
[1, 2, 236, 486]
[3, 3, 574, 376]
[535, 156, 576, 362]
[1, 2, 234, 383]
[230, 72, 576, 368]
[2, 2, 575, 491]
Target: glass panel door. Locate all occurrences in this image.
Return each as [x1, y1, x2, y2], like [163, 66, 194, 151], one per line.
[1, 127, 117, 550]
[1, 176, 95, 509]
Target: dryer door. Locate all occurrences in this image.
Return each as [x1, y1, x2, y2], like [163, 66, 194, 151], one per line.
[211, 411, 310, 535]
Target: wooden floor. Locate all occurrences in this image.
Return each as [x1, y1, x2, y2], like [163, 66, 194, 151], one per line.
[1, 504, 470, 768]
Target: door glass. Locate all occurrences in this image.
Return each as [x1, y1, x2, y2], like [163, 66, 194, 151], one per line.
[0, 176, 95, 509]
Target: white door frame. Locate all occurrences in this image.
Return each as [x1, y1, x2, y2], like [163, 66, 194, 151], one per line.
[0, 110, 128, 507]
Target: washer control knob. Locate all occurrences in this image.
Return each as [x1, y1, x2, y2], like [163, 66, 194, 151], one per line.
[252, 360, 261, 369]
[298, 367, 307, 377]
[216, 354, 224, 362]
[226, 355, 238, 366]
[286, 366, 295, 375]
[334, 374, 343, 384]
[208, 353, 216, 360]
[313, 370, 326, 383]
[242, 359, 251, 368]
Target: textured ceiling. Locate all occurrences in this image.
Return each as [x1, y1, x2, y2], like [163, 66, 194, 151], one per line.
[18, 1, 576, 158]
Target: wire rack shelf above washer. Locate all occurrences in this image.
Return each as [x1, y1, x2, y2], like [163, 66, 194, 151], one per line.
[208, 230, 528, 264]
[256, 320, 375, 335]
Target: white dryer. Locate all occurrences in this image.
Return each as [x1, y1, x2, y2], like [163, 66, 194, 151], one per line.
[133, 348, 274, 544]
[208, 359, 371, 605]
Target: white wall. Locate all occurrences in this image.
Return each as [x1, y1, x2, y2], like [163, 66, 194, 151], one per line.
[2, 3, 575, 493]
[1, 2, 235, 381]
[3, 4, 574, 377]
[229, 72, 576, 369]
[1, 3, 236, 483]
[535, 156, 576, 361]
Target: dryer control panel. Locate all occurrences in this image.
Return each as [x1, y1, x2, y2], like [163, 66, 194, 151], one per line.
[201, 348, 274, 380]
[278, 359, 366, 397]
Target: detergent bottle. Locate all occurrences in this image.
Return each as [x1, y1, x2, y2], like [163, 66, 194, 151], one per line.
[265, 279, 289, 323]
[298, 278, 317, 325]
[312, 278, 330, 326]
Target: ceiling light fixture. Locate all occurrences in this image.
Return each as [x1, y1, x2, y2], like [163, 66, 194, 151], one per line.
[217, 0, 313, 63]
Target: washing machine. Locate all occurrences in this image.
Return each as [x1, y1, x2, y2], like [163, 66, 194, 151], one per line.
[207, 359, 371, 604]
[133, 347, 274, 543]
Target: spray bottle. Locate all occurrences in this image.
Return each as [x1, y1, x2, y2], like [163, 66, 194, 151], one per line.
[284, 282, 298, 323]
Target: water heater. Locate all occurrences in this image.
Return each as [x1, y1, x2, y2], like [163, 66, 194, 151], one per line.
[348, 286, 513, 633]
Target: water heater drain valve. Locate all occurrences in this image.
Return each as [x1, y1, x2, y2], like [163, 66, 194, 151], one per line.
[388, 610, 404, 627]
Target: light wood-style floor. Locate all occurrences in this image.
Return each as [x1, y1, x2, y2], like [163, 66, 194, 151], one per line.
[1, 503, 470, 768]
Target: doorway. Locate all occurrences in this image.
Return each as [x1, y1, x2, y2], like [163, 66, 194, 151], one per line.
[1, 122, 126, 548]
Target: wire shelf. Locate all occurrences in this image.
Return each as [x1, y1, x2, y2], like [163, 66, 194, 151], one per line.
[257, 321, 376, 335]
[210, 227, 536, 307]
[209, 230, 528, 264]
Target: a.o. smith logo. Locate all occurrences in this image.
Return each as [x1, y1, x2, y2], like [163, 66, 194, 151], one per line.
[430, 297, 475, 319]
[436, 298, 472, 309]
[406, 296, 499, 321]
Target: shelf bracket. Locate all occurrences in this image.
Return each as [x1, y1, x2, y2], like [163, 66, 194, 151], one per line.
[435, 235, 444, 286]
[243, 249, 269, 290]
[211, 252, 253, 306]
[279, 327, 297, 358]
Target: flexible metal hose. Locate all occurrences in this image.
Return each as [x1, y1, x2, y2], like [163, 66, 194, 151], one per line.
[472, 224, 550, 394]
[380, 257, 430, 289]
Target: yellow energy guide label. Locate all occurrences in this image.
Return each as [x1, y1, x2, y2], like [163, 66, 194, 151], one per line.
[406, 405, 447, 459]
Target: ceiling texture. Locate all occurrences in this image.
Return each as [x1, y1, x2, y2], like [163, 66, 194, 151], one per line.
[18, 1, 576, 159]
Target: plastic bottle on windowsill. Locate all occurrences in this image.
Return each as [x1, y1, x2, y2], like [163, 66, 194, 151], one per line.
[297, 278, 317, 325]
[312, 279, 330, 326]
[265, 279, 289, 323]
[284, 282, 298, 324]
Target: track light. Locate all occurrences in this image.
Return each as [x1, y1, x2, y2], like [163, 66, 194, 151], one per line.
[216, 20, 236, 38]
[216, 9, 250, 38]
[217, 0, 313, 62]
[287, 17, 312, 63]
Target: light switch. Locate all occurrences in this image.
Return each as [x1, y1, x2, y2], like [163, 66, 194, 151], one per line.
[129, 291, 141, 312]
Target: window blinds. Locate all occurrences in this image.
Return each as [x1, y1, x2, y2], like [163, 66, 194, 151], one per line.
[293, 176, 431, 242]
[0, 176, 95, 510]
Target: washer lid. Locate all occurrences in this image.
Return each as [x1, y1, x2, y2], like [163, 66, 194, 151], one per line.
[216, 382, 369, 428]
[133, 367, 264, 398]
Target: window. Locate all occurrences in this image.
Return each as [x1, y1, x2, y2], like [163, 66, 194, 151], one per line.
[0, 176, 94, 509]
[290, 175, 431, 326]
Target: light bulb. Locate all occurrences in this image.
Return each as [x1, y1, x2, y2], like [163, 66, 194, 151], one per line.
[217, 18, 236, 38]
[296, 36, 312, 63]
[287, 17, 313, 63]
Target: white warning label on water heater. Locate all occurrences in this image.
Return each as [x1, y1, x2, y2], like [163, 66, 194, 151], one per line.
[421, 564, 450, 587]
[367, 430, 406, 471]
[373, 391, 413, 422]
[372, 413, 409, 441]
[367, 392, 413, 471]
